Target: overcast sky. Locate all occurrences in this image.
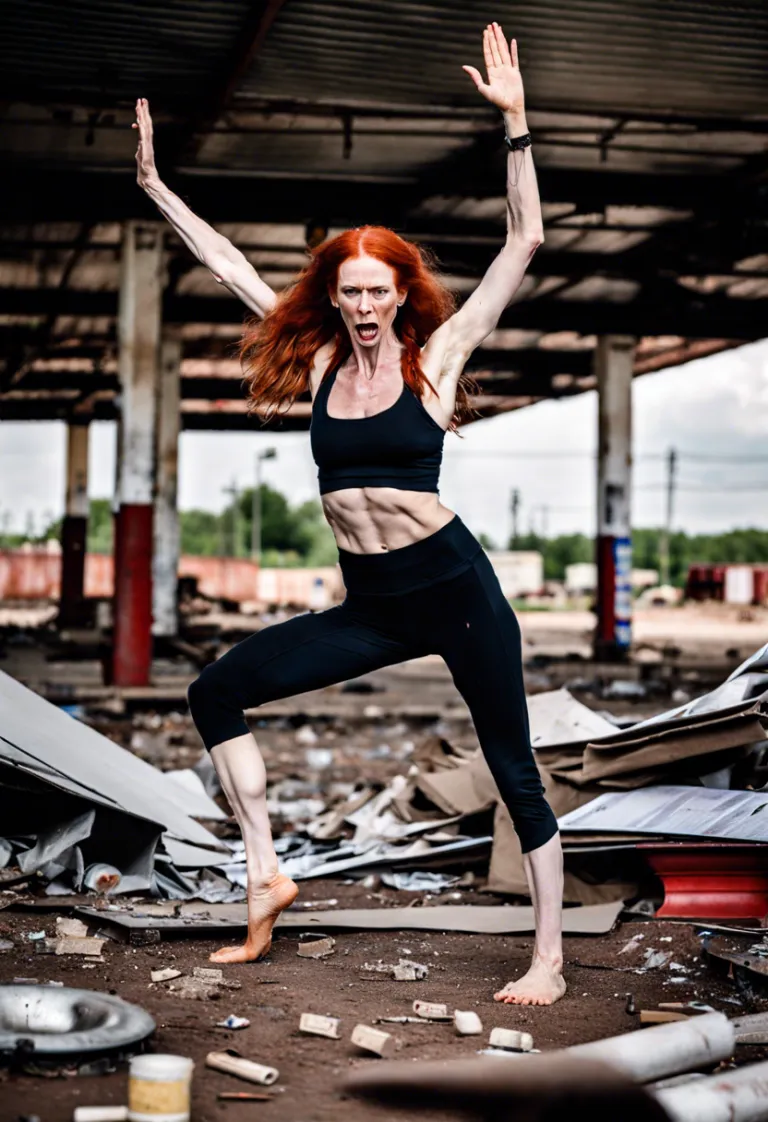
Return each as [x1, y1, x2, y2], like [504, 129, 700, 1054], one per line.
[2, 337, 767, 544]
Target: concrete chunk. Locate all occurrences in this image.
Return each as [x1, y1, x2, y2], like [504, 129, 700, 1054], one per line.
[351, 1024, 394, 1058]
[299, 1013, 340, 1039]
[454, 1010, 483, 1036]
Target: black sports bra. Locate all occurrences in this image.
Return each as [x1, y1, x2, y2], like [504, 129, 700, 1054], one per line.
[310, 367, 445, 496]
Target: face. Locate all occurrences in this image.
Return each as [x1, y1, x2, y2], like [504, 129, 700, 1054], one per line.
[332, 254, 405, 347]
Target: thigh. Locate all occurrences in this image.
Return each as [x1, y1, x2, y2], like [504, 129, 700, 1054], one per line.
[436, 553, 531, 748]
[205, 603, 413, 710]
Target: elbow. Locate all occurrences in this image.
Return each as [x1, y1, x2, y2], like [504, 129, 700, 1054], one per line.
[524, 229, 544, 255]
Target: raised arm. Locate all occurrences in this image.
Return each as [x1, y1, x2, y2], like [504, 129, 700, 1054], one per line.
[132, 99, 277, 319]
[429, 25, 543, 379]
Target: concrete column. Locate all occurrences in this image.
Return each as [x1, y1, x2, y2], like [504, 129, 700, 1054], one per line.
[113, 221, 163, 686]
[152, 328, 181, 638]
[58, 422, 90, 627]
[594, 335, 635, 661]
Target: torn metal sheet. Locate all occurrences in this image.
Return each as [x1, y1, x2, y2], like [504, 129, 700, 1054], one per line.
[17, 810, 95, 874]
[0, 669, 226, 894]
[0, 669, 225, 843]
[160, 839, 233, 870]
[75, 901, 622, 939]
[558, 786, 768, 843]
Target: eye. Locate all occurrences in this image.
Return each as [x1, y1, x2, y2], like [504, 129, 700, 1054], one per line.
[374, 288, 388, 296]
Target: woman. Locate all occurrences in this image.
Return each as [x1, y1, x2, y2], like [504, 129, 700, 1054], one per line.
[134, 23, 565, 1007]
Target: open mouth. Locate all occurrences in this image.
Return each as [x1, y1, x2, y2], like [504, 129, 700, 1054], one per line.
[355, 324, 379, 342]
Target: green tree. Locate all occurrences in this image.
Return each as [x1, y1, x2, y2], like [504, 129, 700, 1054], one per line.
[86, 499, 114, 554]
[180, 509, 221, 556]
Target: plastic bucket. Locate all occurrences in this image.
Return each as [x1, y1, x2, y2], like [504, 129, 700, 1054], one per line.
[128, 1054, 194, 1122]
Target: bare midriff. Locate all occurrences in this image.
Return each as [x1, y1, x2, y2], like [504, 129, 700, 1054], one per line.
[321, 488, 456, 554]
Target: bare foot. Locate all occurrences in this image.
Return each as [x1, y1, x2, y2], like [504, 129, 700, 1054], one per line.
[494, 958, 566, 1006]
[210, 874, 298, 964]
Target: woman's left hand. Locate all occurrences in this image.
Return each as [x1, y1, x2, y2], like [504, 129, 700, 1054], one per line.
[463, 23, 524, 115]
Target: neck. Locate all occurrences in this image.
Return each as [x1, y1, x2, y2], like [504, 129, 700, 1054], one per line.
[347, 328, 401, 379]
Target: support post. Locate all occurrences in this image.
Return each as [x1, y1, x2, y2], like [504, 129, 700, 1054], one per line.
[58, 422, 90, 627]
[658, 447, 677, 588]
[594, 335, 635, 661]
[113, 221, 162, 686]
[152, 328, 181, 638]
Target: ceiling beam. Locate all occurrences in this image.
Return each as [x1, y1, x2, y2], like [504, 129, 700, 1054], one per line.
[169, 0, 288, 164]
[0, 286, 761, 339]
[0, 167, 740, 226]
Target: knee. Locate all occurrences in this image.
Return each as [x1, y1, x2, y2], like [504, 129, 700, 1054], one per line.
[187, 663, 226, 722]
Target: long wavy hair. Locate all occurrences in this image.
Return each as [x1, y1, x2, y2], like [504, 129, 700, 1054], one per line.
[240, 226, 475, 429]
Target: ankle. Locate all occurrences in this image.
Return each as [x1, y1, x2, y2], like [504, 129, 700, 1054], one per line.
[533, 950, 563, 972]
[247, 866, 280, 891]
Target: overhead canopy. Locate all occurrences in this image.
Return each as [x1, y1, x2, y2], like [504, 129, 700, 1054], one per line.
[1, 0, 766, 428]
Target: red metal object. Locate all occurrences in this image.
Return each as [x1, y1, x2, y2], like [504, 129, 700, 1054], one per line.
[112, 503, 153, 687]
[58, 514, 87, 626]
[640, 842, 768, 921]
[595, 534, 616, 651]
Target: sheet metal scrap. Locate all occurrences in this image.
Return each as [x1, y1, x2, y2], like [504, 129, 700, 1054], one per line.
[703, 934, 768, 994]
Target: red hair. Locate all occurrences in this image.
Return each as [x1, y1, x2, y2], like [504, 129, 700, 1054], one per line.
[240, 226, 474, 429]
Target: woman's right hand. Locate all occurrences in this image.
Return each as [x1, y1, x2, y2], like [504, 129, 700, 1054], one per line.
[132, 98, 160, 190]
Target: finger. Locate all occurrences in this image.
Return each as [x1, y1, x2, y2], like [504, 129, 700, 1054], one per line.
[495, 22, 511, 66]
[462, 64, 488, 93]
[511, 37, 519, 69]
[482, 26, 494, 72]
[488, 22, 503, 68]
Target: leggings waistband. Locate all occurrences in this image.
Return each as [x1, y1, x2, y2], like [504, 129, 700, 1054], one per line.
[338, 515, 482, 596]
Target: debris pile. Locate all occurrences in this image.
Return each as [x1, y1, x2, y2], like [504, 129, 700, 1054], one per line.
[0, 668, 227, 898]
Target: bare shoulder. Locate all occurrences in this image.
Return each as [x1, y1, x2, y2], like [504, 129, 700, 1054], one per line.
[308, 341, 335, 398]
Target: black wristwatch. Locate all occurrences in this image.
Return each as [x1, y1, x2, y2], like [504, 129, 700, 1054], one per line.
[504, 132, 532, 152]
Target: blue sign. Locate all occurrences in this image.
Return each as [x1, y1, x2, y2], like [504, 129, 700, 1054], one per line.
[614, 536, 632, 649]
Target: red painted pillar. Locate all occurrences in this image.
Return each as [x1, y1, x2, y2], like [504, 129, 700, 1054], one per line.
[594, 336, 635, 662]
[112, 221, 162, 686]
[58, 422, 90, 627]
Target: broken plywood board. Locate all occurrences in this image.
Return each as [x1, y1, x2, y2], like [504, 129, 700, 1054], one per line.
[75, 901, 622, 940]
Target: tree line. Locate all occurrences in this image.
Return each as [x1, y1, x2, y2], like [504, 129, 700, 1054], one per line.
[3, 490, 768, 582]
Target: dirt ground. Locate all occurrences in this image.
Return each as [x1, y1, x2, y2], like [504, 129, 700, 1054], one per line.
[1, 602, 767, 1118]
[0, 891, 758, 1122]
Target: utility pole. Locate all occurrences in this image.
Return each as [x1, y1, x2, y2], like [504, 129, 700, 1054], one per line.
[510, 488, 520, 549]
[659, 447, 677, 587]
[222, 480, 241, 558]
[251, 447, 277, 562]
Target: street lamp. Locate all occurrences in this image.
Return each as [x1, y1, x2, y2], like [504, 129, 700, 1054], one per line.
[251, 447, 277, 562]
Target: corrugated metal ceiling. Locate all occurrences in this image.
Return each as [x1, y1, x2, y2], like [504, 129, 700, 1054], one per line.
[242, 0, 768, 118]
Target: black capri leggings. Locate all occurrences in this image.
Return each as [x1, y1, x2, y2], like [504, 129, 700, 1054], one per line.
[187, 516, 558, 854]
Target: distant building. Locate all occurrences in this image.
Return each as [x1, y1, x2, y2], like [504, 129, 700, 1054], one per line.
[565, 563, 659, 595]
[486, 551, 544, 599]
[686, 563, 768, 606]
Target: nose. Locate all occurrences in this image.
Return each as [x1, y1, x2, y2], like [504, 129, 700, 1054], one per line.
[358, 290, 371, 314]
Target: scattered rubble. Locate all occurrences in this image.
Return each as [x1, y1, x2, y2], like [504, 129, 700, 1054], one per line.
[297, 935, 336, 958]
[488, 1028, 534, 1052]
[215, 1015, 250, 1030]
[205, 1050, 279, 1085]
[454, 1010, 483, 1036]
[299, 1013, 340, 1039]
[351, 1024, 394, 1058]
[363, 958, 429, 982]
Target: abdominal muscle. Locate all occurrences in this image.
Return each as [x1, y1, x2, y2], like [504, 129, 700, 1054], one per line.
[321, 487, 456, 554]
